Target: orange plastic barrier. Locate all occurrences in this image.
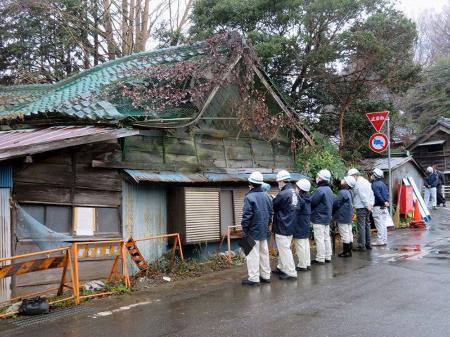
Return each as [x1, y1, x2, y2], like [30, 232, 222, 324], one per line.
[132, 233, 184, 267]
[72, 240, 130, 304]
[0, 247, 76, 318]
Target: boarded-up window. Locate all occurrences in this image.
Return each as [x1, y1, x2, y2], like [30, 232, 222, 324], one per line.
[185, 188, 220, 242]
[73, 207, 95, 236]
[96, 208, 121, 234]
[233, 188, 248, 227]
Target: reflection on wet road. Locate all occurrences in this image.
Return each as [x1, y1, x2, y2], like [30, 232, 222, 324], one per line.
[3, 209, 450, 337]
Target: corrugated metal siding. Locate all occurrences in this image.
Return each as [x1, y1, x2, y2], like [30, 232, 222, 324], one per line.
[0, 188, 11, 301]
[0, 166, 12, 188]
[122, 181, 167, 274]
[233, 188, 248, 227]
[185, 188, 220, 243]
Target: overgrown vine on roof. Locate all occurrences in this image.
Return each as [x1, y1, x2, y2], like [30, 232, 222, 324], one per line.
[101, 33, 300, 142]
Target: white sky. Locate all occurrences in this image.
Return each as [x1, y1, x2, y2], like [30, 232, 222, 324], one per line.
[396, 0, 448, 19]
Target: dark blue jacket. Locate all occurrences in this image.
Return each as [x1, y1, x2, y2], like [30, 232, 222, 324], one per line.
[273, 183, 297, 236]
[241, 186, 274, 240]
[293, 192, 311, 239]
[425, 172, 439, 188]
[311, 181, 334, 225]
[437, 170, 445, 187]
[372, 179, 389, 207]
[333, 188, 353, 224]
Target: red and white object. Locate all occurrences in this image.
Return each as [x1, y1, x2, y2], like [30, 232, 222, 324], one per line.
[366, 111, 389, 132]
[369, 133, 389, 153]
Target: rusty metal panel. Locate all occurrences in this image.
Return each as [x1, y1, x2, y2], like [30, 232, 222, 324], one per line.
[122, 181, 167, 274]
[185, 188, 220, 243]
[0, 188, 11, 301]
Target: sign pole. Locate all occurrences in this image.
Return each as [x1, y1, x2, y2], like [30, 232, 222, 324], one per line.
[387, 116, 392, 216]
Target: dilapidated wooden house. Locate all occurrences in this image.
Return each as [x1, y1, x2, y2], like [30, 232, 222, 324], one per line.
[0, 33, 311, 298]
[407, 117, 450, 182]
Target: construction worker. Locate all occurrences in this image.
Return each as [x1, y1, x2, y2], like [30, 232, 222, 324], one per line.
[241, 171, 274, 286]
[424, 166, 438, 210]
[272, 170, 298, 280]
[333, 176, 356, 257]
[347, 168, 375, 251]
[371, 168, 389, 246]
[311, 169, 334, 264]
[293, 179, 312, 271]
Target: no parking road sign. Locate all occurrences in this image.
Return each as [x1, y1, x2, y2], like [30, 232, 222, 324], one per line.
[369, 133, 389, 153]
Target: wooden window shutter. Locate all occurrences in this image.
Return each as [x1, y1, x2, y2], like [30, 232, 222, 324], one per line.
[185, 188, 220, 243]
[233, 188, 248, 227]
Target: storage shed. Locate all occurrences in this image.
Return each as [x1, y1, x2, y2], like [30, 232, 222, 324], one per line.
[361, 156, 424, 197]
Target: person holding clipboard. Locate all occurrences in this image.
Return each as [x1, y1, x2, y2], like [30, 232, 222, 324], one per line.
[241, 171, 274, 286]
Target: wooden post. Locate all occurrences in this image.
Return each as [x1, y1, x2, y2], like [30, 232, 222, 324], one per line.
[227, 227, 232, 263]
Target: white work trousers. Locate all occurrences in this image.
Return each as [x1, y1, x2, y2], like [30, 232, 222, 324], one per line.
[246, 239, 271, 282]
[275, 234, 297, 277]
[293, 238, 311, 269]
[313, 224, 332, 262]
[372, 206, 388, 243]
[424, 187, 437, 208]
[338, 223, 353, 244]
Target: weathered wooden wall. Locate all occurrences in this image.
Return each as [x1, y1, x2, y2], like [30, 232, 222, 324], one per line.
[123, 131, 294, 171]
[14, 141, 122, 207]
[11, 141, 123, 296]
[412, 130, 450, 172]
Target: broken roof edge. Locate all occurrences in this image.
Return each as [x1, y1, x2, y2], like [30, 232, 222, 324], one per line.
[124, 169, 308, 184]
[0, 126, 138, 162]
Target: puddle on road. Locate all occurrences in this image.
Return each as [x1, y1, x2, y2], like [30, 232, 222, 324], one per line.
[388, 245, 422, 252]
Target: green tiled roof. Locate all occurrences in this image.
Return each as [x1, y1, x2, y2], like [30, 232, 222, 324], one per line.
[0, 43, 207, 121]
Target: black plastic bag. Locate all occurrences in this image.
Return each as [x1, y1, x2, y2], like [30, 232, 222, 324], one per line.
[238, 235, 256, 256]
[19, 297, 49, 315]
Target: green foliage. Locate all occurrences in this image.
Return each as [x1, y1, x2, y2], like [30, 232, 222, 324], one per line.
[190, 0, 421, 158]
[0, 0, 89, 84]
[296, 132, 347, 184]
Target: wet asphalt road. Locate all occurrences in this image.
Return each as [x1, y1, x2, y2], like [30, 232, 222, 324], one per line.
[3, 208, 450, 337]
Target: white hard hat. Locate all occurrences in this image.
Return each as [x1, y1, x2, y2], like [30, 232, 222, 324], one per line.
[373, 168, 384, 179]
[344, 176, 356, 188]
[296, 179, 311, 192]
[427, 166, 433, 173]
[317, 169, 331, 182]
[248, 171, 264, 184]
[347, 168, 359, 176]
[276, 170, 291, 182]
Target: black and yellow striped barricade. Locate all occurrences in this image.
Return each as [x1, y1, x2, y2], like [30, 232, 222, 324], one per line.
[0, 247, 76, 318]
[72, 240, 130, 304]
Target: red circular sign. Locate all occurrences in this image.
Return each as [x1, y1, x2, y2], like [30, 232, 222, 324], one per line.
[369, 133, 389, 153]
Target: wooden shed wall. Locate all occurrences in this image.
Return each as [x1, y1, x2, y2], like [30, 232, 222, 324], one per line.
[123, 131, 294, 171]
[11, 141, 123, 296]
[412, 130, 450, 172]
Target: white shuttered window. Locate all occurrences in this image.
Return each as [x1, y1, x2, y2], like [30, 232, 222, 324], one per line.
[185, 188, 220, 243]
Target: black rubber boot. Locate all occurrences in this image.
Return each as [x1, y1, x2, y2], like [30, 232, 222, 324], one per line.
[339, 243, 352, 258]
